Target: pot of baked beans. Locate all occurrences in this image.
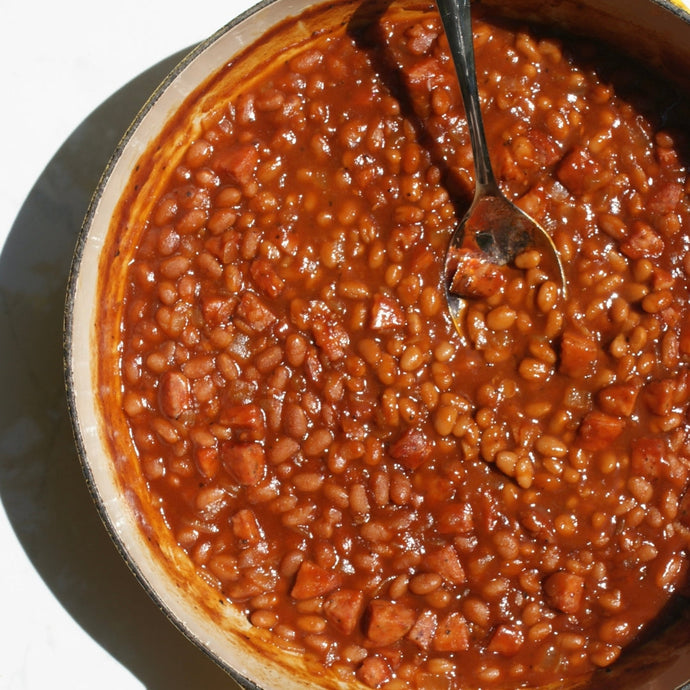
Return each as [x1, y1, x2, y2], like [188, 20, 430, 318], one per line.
[65, 0, 690, 687]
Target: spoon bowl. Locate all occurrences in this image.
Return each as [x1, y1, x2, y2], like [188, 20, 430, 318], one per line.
[437, 0, 566, 332]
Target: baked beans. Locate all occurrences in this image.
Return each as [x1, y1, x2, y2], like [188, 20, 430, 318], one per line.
[104, 4, 690, 688]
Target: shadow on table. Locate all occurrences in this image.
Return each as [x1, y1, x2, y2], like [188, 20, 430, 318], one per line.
[0, 49, 241, 690]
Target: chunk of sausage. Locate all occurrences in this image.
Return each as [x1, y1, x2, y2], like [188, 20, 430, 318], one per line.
[231, 508, 263, 547]
[543, 570, 584, 614]
[556, 147, 611, 195]
[200, 294, 235, 327]
[432, 612, 470, 652]
[250, 258, 284, 298]
[527, 128, 562, 166]
[308, 301, 350, 362]
[643, 379, 676, 416]
[195, 445, 220, 480]
[407, 610, 438, 650]
[324, 589, 365, 635]
[216, 143, 258, 185]
[425, 545, 466, 585]
[370, 293, 405, 330]
[631, 437, 667, 479]
[365, 599, 416, 646]
[389, 428, 433, 470]
[648, 181, 684, 216]
[597, 382, 639, 418]
[237, 292, 277, 331]
[291, 560, 341, 600]
[448, 249, 506, 299]
[221, 442, 266, 486]
[356, 656, 391, 689]
[578, 411, 625, 451]
[437, 502, 474, 535]
[488, 624, 524, 656]
[220, 403, 266, 441]
[620, 221, 664, 260]
[559, 330, 598, 378]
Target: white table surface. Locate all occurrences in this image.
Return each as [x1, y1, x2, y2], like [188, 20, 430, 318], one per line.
[2, 1, 690, 689]
[0, 3, 253, 688]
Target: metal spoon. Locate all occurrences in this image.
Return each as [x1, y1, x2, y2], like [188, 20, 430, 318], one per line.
[436, 0, 566, 333]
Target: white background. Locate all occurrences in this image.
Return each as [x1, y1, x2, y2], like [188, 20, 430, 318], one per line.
[2, 1, 690, 689]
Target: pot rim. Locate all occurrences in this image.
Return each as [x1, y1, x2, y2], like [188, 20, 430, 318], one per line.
[63, 0, 324, 687]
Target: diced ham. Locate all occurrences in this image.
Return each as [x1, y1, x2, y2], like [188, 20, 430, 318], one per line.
[409, 244, 435, 274]
[422, 474, 454, 503]
[620, 221, 665, 260]
[527, 128, 562, 166]
[292, 300, 349, 362]
[651, 266, 675, 291]
[376, 647, 403, 671]
[221, 442, 266, 486]
[231, 508, 263, 546]
[312, 318, 349, 362]
[216, 143, 258, 185]
[237, 292, 277, 331]
[656, 146, 679, 167]
[556, 147, 611, 195]
[425, 545, 466, 585]
[519, 507, 556, 543]
[577, 411, 625, 451]
[448, 248, 506, 299]
[488, 624, 525, 656]
[195, 445, 220, 479]
[631, 437, 667, 479]
[404, 56, 446, 88]
[250, 258, 284, 298]
[365, 599, 416, 645]
[407, 610, 438, 650]
[219, 403, 266, 441]
[437, 502, 474, 534]
[324, 589, 365, 635]
[597, 382, 639, 418]
[559, 330, 598, 378]
[291, 560, 341, 600]
[389, 428, 433, 470]
[389, 222, 422, 247]
[543, 570, 584, 614]
[200, 294, 236, 327]
[404, 22, 439, 56]
[648, 180, 684, 216]
[432, 612, 470, 652]
[356, 656, 392, 689]
[643, 379, 676, 416]
[228, 569, 276, 601]
[370, 293, 405, 330]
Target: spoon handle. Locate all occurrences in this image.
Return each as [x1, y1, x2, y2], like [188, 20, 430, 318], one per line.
[436, 0, 498, 195]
